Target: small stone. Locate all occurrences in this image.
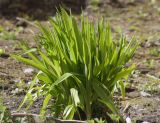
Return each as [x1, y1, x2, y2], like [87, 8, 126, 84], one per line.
[127, 92, 140, 98]
[16, 20, 27, 27]
[13, 79, 20, 83]
[15, 88, 19, 93]
[28, 81, 31, 85]
[154, 40, 160, 46]
[126, 117, 131, 123]
[140, 91, 151, 97]
[11, 88, 19, 94]
[23, 68, 34, 74]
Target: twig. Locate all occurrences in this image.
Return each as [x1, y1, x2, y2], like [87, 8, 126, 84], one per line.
[11, 113, 87, 123]
[123, 102, 131, 113]
[16, 17, 38, 28]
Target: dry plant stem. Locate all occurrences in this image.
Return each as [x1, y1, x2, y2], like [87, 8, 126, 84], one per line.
[11, 113, 87, 123]
[16, 17, 38, 28]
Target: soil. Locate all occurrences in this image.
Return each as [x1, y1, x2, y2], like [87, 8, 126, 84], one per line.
[0, 0, 160, 122]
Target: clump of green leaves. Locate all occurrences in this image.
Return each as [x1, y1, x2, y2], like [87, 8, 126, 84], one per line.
[0, 98, 12, 123]
[13, 8, 138, 122]
[0, 26, 23, 40]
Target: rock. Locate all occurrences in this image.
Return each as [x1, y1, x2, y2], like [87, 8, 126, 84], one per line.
[154, 40, 160, 46]
[140, 91, 151, 97]
[16, 20, 27, 27]
[23, 68, 34, 74]
[126, 117, 131, 123]
[139, 67, 150, 74]
[127, 91, 140, 98]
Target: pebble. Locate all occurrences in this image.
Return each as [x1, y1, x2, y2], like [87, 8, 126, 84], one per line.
[23, 68, 34, 74]
[127, 91, 140, 98]
[126, 117, 131, 123]
[140, 91, 151, 97]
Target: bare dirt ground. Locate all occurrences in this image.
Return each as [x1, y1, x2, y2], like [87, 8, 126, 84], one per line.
[0, 0, 160, 122]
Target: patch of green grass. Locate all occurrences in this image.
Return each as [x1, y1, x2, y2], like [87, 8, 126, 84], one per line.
[143, 59, 156, 69]
[138, 74, 160, 94]
[0, 31, 17, 40]
[13, 8, 139, 122]
[0, 26, 23, 40]
[149, 48, 160, 57]
[137, 10, 148, 19]
[0, 98, 12, 123]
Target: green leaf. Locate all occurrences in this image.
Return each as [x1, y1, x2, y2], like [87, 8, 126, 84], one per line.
[118, 80, 125, 99]
[40, 93, 52, 116]
[49, 73, 73, 89]
[92, 81, 118, 115]
[63, 105, 75, 120]
[114, 64, 135, 82]
[70, 88, 80, 106]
